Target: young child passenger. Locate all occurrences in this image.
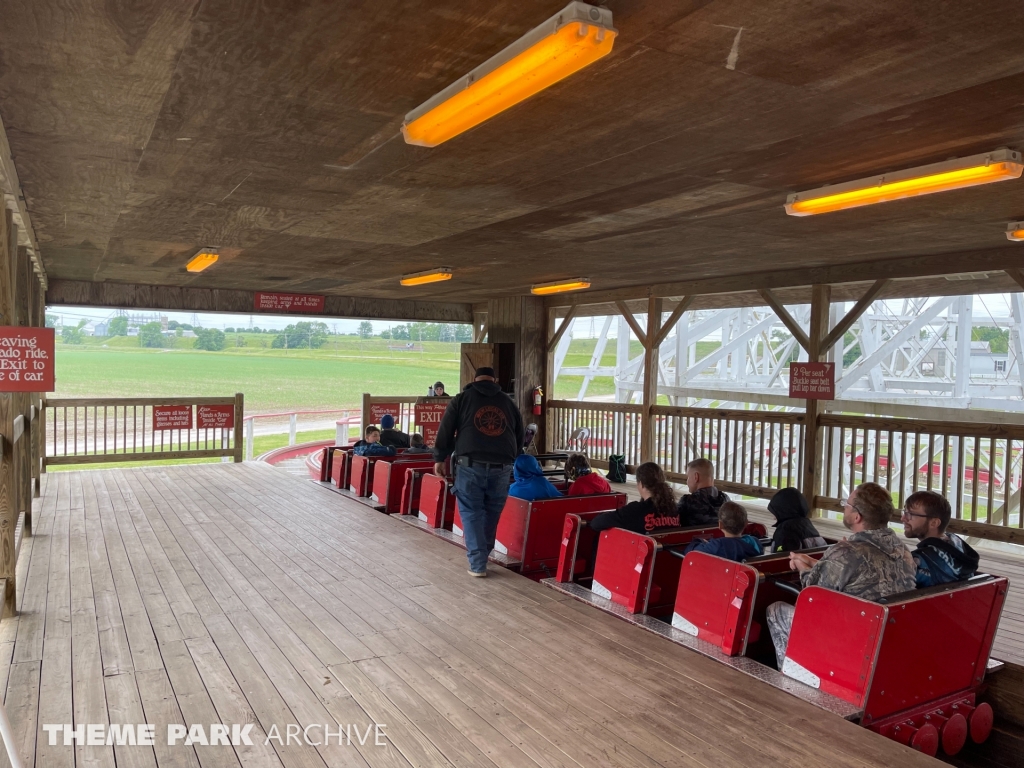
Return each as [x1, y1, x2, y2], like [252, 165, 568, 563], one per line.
[352, 426, 396, 456]
[565, 453, 611, 496]
[683, 501, 762, 562]
[405, 432, 432, 454]
[509, 455, 562, 501]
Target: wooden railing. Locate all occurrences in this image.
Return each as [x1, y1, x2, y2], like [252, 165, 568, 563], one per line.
[43, 395, 244, 466]
[547, 399, 1024, 543]
[547, 400, 643, 469]
[818, 414, 1024, 540]
[652, 405, 807, 500]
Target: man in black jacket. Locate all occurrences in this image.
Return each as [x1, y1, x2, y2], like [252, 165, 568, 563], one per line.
[902, 490, 979, 587]
[677, 458, 729, 526]
[433, 367, 524, 577]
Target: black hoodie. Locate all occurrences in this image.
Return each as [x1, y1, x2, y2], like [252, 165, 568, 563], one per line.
[432, 381, 524, 465]
[767, 488, 826, 553]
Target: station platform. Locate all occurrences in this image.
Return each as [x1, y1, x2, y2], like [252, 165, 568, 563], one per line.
[0, 464, 967, 766]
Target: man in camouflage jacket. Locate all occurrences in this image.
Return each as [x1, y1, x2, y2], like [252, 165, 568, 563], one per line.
[767, 482, 916, 666]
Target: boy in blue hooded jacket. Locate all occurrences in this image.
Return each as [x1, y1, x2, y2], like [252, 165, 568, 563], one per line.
[508, 455, 562, 501]
[683, 501, 762, 562]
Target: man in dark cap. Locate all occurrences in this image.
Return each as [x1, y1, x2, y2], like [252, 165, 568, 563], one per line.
[433, 367, 524, 577]
[378, 413, 411, 449]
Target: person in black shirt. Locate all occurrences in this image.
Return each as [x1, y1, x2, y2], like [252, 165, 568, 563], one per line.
[379, 414, 411, 449]
[589, 462, 680, 535]
[767, 487, 826, 552]
[433, 367, 525, 577]
[677, 458, 729, 526]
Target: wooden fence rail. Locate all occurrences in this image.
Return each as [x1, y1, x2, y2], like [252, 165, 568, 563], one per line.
[547, 399, 1023, 544]
[43, 395, 244, 466]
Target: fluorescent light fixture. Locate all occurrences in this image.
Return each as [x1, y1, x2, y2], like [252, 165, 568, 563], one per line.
[1007, 222, 1024, 242]
[400, 267, 453, 286]
[401, 2, 616, 148]
[186, 249, 218, 273]
[531, 277, 591, 295]
[785, 148, 1024, 216]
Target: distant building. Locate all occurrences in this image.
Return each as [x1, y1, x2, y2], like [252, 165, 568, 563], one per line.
[127, 326, 139, 337]
[93, 321, 109, 336]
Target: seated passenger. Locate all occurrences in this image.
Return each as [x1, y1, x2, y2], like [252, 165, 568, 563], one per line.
[766, 482, 915, 666]
[379, 414, 411, 449]
[902, 490, 979, 587]
[767, 487, 826, 552]
[683, 501, 762, 562]
[352, 426, 397, 457]
[509, 454, 562, 501]
[589, 462, 679, 535]
[353, 425, 380, 448]
[404, 432, 433, 454]
[565, 454, 611, 496]
[677, 458, 729, 526]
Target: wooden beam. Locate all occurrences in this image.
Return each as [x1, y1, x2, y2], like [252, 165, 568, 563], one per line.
[758, 288, 810, 352]
[1005, 268, 1024, 293]
[0, 209, 15, 617]
[547, 305, 578, 353]
[0, 109, 45, 286]
[640, 296, 661, 463]
[545, 245, 1024, 308]
[614, 300, 647, 348]
[652, 295, 693, 349]
[45, 279, 474, 324]
[819, 279, 889, 355]
[803, 284, 831, 513]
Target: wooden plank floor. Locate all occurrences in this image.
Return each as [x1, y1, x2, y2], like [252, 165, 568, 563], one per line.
[0, 464, 947, 768]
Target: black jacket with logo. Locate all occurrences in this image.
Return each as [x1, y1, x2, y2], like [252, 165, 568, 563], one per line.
[432, 381, 524, 465]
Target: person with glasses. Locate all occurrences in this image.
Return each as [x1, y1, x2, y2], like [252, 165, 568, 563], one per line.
[766, 482, 916, 668]
[902, 490, 979, 588]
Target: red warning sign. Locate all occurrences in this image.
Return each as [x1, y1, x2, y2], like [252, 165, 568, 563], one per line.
[0, 327, 55, 392]
[197, 404, 235, 429]
[789, 362, 835, 400]
[253, 292, 325, 313]
[153, 405, 193, 430]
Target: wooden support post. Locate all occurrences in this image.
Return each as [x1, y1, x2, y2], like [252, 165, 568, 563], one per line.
[802, 284, 831, 512]
[233, 393, 244, 463]
[640, 296, 662, 463]
[0, 209, 16, 616]
[361, 392, 372, 434]
[13, 246, 30, 535]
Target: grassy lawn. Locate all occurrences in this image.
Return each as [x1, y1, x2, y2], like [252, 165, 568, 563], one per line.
[54, 337, 460, 413]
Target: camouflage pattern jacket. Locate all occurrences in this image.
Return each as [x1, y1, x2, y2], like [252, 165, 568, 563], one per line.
[800, 527, 916, 600]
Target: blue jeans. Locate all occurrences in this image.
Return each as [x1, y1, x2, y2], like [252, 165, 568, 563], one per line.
[454, 462, 511, 572]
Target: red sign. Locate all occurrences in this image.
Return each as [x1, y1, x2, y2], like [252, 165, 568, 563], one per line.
[154, 405, 193, 430]
[415, 400, 449, 446]
[197, 404, 234, 429]
[789, 362, 835, 400]
[368, 402, 401, 425]
[254, 292, 325, 313]
[0, 327, 55, 392]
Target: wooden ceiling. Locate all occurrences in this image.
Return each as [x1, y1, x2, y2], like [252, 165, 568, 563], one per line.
[3, 0, 1024, 307]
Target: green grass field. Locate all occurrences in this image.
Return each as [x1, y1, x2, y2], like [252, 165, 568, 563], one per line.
[55, 336, 461, 413]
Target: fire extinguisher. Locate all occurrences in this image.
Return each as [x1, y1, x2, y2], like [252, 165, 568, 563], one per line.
[532, 386, 544, 416]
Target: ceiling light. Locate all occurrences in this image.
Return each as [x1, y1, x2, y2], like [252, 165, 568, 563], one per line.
[400, 268, 453, 286]
[401, 2, 616, 148]
[531, 277, 591, 295]
[785, 149, 1024, 216]
[186, 249, 218, 273]
[1007, 222, 1024, 242]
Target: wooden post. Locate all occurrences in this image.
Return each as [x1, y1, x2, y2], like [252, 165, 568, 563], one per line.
[640, 296, 662, 463]
[233, 392, 244, 462]
[361, 392, 371, 434]
[13, 246, 30, 535]
[0, 209, 17, 616]
[802, 284, 831, 512]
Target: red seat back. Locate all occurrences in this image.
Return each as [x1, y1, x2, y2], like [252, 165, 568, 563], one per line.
[416, 474, 456, 528]
[495, 493, 627, 578]
[349, 454, 399, 496]
[672, 552, 760, 655]
[784, 577, 1008, 720]
[398, 467, 427, 515]
[591, 526, 722, 614]
[554, 512, 605, 582]
[331, 448, 352, 488]
[371, 459, 435, 513]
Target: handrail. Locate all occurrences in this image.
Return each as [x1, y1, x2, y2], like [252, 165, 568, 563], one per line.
[43, 394, 243, 466]
[652, 404, 806, 424]
[819, 412, 1024, 440]
[243, 407, 357, 423]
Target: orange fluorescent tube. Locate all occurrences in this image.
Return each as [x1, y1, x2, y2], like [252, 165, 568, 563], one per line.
[531, 277, 590, 295]
[785, 149, 1024, 216]
[400, 268, 453, 286]
[402, 2, 616, 148]
[186, 250, 218, 273]
[1007, 222, 1024, 242]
